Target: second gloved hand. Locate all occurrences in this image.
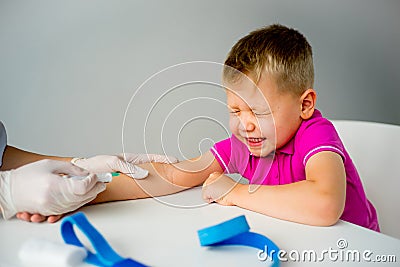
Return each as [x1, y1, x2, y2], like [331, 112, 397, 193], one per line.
[72, 153, 178, 179]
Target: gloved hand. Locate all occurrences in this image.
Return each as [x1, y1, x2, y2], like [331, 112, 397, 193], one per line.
[0, 159, 106, 219]
[72, 153, 178, 179]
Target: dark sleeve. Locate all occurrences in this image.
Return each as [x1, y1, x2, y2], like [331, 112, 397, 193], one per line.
[0, 122, 7, 167]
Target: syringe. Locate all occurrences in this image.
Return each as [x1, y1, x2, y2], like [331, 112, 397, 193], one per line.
[63, 172, 120, 183]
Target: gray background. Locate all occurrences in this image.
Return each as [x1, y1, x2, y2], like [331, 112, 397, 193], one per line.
[0, 0, 399, 159]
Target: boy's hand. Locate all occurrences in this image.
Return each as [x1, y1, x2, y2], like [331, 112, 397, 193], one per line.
[16, 212, 62, 223]
[202, 172, 239, 206]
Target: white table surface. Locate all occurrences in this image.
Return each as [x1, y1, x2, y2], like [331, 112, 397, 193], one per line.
[1, 187, 399, 266]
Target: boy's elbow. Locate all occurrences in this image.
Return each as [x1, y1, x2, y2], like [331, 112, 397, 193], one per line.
[315, 197, 344, 227]
[318, 212, 341, 227]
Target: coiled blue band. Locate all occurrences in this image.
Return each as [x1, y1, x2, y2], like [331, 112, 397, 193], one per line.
[198, 215, 280, 267]
[61, 212, 147, 267]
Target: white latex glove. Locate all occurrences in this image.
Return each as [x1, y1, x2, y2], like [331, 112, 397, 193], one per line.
[72, 153, 178, 179]
[0, 159, 106, 219]
[118, 153, 178, 164]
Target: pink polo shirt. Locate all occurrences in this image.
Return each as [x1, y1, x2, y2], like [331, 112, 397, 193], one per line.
[210, 110, 379, 231]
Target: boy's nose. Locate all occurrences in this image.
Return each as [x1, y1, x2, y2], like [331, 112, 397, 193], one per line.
[245, 122, 256, 132]
[239, 113, 256, 132]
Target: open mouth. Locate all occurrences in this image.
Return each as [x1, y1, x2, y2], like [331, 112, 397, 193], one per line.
[245, 137, 266, 147]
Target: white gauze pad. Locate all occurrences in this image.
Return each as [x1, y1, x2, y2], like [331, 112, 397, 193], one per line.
[19, 238, 87, 267]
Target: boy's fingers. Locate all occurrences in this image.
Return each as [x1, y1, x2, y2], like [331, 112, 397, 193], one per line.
[17, 212, 33, 222]
[201, 185, 215, 203]
[30, 214, 47, 223]
[47, 215, 63, 223]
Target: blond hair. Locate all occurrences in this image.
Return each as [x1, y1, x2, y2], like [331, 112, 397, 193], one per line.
[223, 24, 314, 95]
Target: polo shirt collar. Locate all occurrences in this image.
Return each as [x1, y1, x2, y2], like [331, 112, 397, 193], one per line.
[275, 109, 322, 155]
[276, 136, 295, 155]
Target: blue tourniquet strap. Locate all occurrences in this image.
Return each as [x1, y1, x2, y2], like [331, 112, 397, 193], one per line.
[61, 212, 147, 267]
[197, 215, 280, 267]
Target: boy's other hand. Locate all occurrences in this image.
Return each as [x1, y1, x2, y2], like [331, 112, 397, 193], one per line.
[202, 172, 238, 206]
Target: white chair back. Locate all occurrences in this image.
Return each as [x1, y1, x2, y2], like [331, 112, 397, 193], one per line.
[332, 120, 400, 239]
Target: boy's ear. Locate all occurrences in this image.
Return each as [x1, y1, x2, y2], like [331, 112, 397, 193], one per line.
[300, 89, 317, 120]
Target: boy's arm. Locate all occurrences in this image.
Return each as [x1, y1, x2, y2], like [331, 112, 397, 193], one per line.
[0, 146, 71, 170]
[203, 151, 346, 226]
[92, 151, 223, 204]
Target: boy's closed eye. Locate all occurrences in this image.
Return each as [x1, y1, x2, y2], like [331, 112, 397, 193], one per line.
[228, 108, 271, 117]
[229, 109, 241, 115]
[227, 105, 241, 115]
[253, 110, 272, 117]
[250, 105, 272, 117]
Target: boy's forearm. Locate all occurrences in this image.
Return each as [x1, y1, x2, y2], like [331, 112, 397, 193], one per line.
[91, 152, 223, 204]
[228, 152, 346, 227]
[91, 162, 189, 204]
[231, 180, 344, 226]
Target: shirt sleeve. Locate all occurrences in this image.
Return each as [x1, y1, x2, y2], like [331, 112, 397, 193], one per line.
[210, 136, 237, 174]
[298, 118, 346, 167]
[0, 122, 7, 168]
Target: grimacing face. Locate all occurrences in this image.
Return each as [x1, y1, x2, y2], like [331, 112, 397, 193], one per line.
[225, 73, 303, 157]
